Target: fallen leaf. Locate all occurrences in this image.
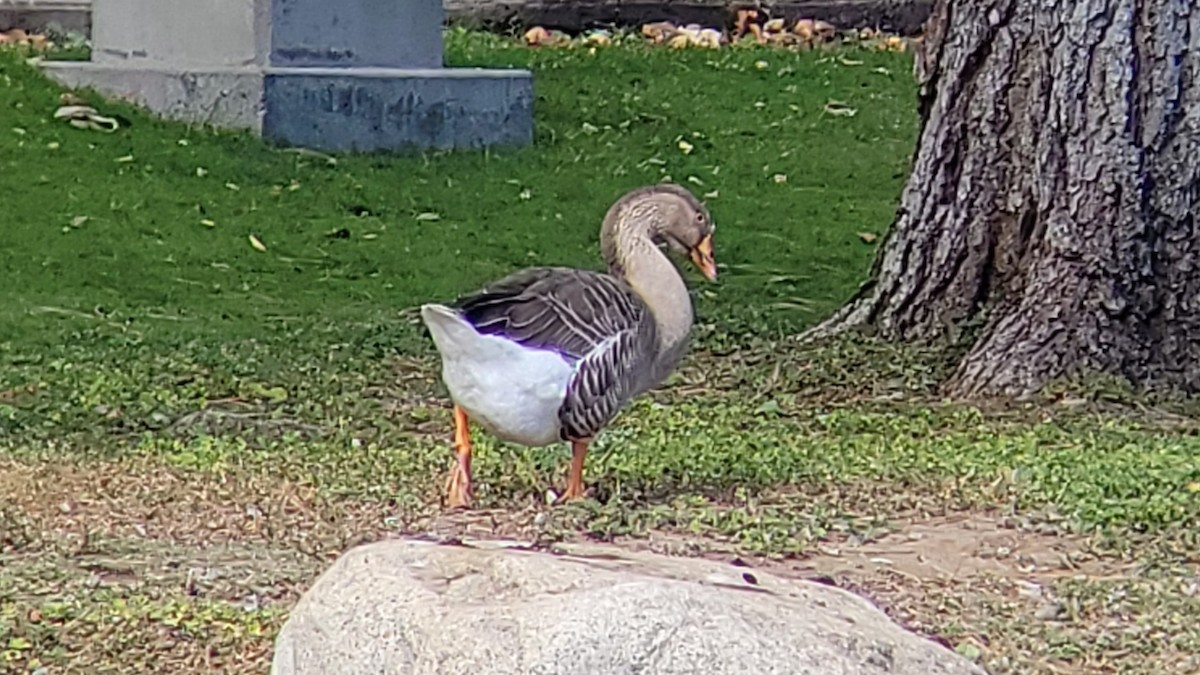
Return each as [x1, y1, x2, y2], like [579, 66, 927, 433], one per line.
[667, 34, 690, 49]
[823, 101, 858, 117]
[794, 19, 815, 40]
[201, 219, 215, 228]
[69, 215, 88, 228]
[678, 139, 694, 154]
[414, 212, 441, 222]
[54, 104, 120, 132]
[641, 21, 677, 44]
[583, 31, 612, 47]
[838, 56, 864, 66]
[755, 399, 783, 416]
[773, 174, 788, 184]
[282, 147, 337, 166]
[858, 231, 878, 243]
[249, 234, 267, 251]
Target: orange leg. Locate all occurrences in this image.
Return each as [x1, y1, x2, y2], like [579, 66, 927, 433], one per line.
[444, 405, 473, 508]
[558, 438, 591, 503]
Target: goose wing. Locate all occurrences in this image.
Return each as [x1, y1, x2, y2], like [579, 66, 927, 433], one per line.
[453, 267, 658, 439]
[453, 267, 648, 361]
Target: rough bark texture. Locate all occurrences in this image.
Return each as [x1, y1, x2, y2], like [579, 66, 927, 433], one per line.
[444, 0, 933, 35]
[809, 0, 1200, 397]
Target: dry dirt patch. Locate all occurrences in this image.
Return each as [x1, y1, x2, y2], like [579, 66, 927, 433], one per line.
[0, 455, 1185, 675]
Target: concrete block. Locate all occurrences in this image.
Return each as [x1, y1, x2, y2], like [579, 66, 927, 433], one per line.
[91, 0, 270, 67]
[0, 0, 91, 35]
[270, 0, 443, 69]
[36, 0, 533, 152]
[262, 67, 533, 152]
[40, 61, 265, 130]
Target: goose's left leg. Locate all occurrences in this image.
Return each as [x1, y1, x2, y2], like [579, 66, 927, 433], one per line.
[558, 438, 591, 502]
[445, 405, 474, 508]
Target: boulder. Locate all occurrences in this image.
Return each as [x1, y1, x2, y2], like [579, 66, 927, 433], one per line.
[271, 538, 985, 675]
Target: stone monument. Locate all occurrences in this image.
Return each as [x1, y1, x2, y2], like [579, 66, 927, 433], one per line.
[38, 0, 533, 152]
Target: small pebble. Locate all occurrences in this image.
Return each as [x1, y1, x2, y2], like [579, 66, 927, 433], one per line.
[1035, 602, 1064, 620]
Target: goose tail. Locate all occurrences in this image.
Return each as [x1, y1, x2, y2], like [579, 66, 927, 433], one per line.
[420, 303, 480, 354]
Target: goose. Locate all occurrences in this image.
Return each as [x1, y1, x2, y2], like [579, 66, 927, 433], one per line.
[420, 183, 718, 508]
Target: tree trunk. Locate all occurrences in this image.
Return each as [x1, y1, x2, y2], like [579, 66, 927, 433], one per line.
[807, 0, 1200, 398]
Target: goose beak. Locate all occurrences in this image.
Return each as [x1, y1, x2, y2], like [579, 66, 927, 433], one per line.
[689, 234, 717, 281]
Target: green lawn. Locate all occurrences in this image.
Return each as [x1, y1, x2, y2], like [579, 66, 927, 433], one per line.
[1, 30, 1198, 675]
[1, 30, 912, 354]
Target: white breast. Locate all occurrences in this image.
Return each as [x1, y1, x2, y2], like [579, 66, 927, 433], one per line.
[421, 304, 576, 447]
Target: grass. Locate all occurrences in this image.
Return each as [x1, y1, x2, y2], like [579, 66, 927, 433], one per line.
[2, 29, 1199, 675]
[1, 29, 912, 352]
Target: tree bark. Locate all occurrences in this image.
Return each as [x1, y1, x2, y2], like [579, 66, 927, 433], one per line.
[807, 0, 1200, 397]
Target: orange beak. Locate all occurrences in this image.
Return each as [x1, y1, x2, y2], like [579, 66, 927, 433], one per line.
[689, 233, 717, 281]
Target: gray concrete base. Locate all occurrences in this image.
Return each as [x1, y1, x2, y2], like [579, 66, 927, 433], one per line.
[0, 0, 91, 35]
[37, 61, 534, 152]
[39, 60, 266, 130]
[263, 67, 533, 152]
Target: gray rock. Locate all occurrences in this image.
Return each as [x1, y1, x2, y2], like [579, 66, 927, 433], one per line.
[271, 538, 984, 675]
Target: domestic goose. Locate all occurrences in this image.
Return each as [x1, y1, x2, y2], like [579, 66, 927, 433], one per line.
[420, 183, 718, 507]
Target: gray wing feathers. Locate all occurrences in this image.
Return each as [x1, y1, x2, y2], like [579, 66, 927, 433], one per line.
[558, 321, 656, 440]
[454, 267, 643, 361]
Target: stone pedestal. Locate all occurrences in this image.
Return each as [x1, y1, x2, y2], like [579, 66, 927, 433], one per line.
[39, 0, 533, 152]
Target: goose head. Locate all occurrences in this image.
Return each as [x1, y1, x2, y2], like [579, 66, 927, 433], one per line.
[603, 183, 719, 281]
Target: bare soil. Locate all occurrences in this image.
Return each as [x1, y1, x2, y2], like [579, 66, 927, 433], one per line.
[4, 455, 1182, 675]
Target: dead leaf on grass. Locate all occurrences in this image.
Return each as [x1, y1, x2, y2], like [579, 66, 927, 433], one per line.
[249, 234, 268, 252]
[53, 104, 120, 132]
[282, 147, 337, 166]
[858, 232, 879, 243]
[823, 101, 858, 118]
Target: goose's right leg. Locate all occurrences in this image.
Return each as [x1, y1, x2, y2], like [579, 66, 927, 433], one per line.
[445, 405, 474, 508]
